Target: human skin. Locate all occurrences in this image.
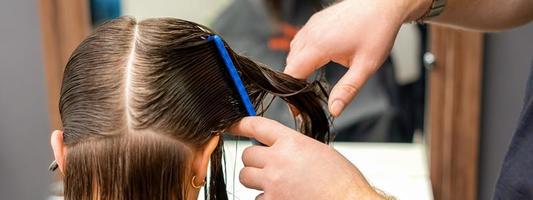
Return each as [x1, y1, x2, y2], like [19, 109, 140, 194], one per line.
[284, 0, 533, 117]
[230, 117, 381, 200]
[234, 0, 532, 199]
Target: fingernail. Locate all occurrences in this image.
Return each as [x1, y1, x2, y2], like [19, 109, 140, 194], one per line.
[329, 100, 345, 117]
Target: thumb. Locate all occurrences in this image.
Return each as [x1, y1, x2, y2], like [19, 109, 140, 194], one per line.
[328, 56, 380, 117]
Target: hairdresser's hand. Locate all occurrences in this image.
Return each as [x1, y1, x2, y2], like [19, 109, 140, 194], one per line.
[285, 0, 428, 116]
[230, 117, 383, 200]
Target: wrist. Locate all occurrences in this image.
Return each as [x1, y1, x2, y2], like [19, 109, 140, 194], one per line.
[401, 0, 433, 22]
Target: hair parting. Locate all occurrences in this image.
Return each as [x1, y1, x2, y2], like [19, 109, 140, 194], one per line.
[59, 16, 331, 200]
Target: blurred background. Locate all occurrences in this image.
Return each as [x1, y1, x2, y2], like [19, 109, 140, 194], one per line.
[0, 0, 531, 199]
[89, 0, 430, 144]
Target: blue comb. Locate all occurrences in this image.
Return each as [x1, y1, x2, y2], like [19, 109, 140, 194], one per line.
[207, 35, 257, 116]
[208, 35, 264, 145]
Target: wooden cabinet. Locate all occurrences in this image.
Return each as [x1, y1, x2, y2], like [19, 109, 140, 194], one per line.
[428, 26, 483, 200]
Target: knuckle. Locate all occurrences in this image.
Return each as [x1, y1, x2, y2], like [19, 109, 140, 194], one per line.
[263, 173, 275, 187]
[261, 168, 275, 186]
[254, 123, 267, 135]
[248, 118, 264, 133]
[269, 171, 282, 186]
[285, 134, 301, 146]
[336, 83, 360, 96]
[289, 37, 299, 49]
[358, 57, 381, 74]
[255, 118, 277, 132]
[284, 135, 297, 146]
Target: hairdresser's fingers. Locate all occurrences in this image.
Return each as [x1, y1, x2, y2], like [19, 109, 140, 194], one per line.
[286, 21, 311, 58]
[239, 167, 264, 190]
[284, 45, 329, 80]
[229, 117, 296, 146]
[242, 145, 269, 168]
[328, 56, 381, 117]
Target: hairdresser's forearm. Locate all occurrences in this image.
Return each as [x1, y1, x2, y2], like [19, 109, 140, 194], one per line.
[407, 0, 533, 31]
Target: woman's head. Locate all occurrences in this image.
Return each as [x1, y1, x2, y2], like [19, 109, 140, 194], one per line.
[51, 16, 330, 200]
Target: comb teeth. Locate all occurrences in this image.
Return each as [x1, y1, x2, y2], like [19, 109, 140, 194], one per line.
[207, 35, 256, 116]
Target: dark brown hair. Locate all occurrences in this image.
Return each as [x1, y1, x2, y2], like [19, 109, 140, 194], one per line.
[59, 16, 330, 200]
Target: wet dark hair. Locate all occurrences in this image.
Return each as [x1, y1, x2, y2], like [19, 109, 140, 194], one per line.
[59, 16, 330, 200]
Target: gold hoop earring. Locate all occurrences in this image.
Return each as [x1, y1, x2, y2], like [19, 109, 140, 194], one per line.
[191, 176, 206, 189]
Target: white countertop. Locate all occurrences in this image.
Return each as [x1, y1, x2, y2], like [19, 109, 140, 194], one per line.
[206, 141, 433, 200]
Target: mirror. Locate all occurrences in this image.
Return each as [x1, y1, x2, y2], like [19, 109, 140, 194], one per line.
[93, 0, 429, 144]
[93, 0, 433, 199]
[44, 0, 435, 199]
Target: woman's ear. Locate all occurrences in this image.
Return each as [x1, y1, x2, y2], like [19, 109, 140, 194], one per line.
[50, 130, 66, 173]
[192, 134, 220, 183]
